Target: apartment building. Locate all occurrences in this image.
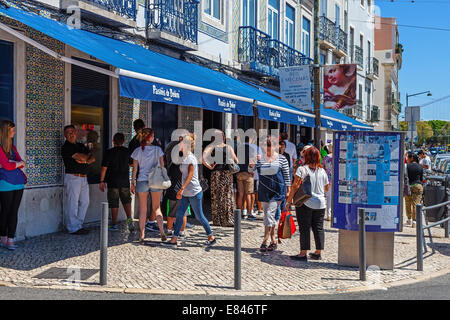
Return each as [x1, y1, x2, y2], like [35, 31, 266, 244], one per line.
[373, 16, 403, 131]
[346, 0, 378, 125]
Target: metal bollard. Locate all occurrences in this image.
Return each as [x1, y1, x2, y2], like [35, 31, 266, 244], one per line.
[234, 209, 241, 290]
[100, 202, 108, 285]
[358, 208, 366, 281]
[416, 204, 424, 271]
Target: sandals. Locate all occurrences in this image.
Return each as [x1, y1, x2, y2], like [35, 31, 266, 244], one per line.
[267, 243, 277, 251]
[289, 254, 307, 261]
[259, 243, 268, 253]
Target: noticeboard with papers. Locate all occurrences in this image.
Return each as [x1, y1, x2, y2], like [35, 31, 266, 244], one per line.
[332, 131, 404, 232]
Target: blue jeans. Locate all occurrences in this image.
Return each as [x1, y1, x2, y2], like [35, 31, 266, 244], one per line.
[173, 191, 213, 237]
[275, 198, 287, 221]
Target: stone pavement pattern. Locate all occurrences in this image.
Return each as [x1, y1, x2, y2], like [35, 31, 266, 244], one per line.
[0, 216, 449, 293]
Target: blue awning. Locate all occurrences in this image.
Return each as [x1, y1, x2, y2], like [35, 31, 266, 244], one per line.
[320, 107, 353, 131]
[0, 5, 320, 125]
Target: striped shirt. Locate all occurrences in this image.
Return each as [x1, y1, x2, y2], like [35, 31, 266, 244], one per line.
[254, 154, 291, 186]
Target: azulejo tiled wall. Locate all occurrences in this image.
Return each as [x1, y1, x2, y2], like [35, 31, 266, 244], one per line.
[180, 106, 201, 132]
[118, 97, 149, 147]
[0, 16, 65, 186]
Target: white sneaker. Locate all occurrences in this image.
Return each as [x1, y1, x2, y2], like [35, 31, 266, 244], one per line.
[167, 229, 174, 236]
[405, 219, 412, 226]
[412, 221, 417, 227]
[241, 210, 248, 218]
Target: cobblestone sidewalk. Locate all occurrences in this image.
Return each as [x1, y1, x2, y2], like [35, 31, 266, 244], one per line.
[0, 216, 449, 294]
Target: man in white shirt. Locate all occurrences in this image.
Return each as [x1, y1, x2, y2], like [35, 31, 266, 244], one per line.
[418, 150, 432, 174]
[280, 132, 297, 170]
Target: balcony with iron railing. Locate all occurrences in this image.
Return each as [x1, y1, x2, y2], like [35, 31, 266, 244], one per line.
[366, 57, 379, 79]
[238, 26, 312, 77]
[80, 0, 137, 21]
[335, 27, 347, 55]
[371, 105, 380, 122]
[319, 16, 336, 48]
[146, 0, 199, 49]
[354, 45, 363, 69]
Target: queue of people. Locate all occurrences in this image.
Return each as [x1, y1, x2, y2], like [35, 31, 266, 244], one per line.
[1, 114, 336, 260]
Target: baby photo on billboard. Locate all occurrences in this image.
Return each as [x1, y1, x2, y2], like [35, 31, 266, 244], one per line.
[323, 64, 357, 110]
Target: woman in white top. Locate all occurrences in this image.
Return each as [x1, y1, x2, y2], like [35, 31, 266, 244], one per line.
[286, 146, 330, 262]
[131, 128, 166, 243]
[167, 133, 216, 246]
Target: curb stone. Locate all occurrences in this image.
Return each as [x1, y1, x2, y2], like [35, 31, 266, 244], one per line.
[1, 266, 448, 296]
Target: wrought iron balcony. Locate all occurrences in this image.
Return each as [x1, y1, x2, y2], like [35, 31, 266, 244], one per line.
[147, 0, 199, 44]
[238, 26, 312, 77]
[392, 100, 402, 114]
[335, 27, 347, 54]
[319, 16, 337, 47]
[82, 0, 137, 20]
[366, 57, 379, 78]
[356, 100, 363, 119]
[371, 105, 380, 122]
[354, 45, 363, 68]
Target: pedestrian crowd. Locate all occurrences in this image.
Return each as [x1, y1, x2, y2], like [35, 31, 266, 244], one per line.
[0, 117, 336, 263]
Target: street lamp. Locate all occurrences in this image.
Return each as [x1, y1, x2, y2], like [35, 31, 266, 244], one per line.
[405, 91, 432, 150]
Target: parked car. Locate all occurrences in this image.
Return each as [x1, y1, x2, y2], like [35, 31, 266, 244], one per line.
[433, 154, 450, 171]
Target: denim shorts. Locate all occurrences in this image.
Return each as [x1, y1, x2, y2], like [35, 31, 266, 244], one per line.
[136, 181, 162, 193]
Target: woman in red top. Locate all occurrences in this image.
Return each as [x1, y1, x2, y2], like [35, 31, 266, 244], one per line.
[0, 120, 26, 251]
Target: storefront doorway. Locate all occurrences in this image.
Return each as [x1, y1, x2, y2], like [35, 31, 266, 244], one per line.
[0, 40, 14, 121]
[152, 102, 178, 150]
[71, 59, 110, 184]
[203, 109, 223, 133]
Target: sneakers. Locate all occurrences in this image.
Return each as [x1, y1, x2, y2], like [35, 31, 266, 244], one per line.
[108, 224, 119, 232]
[405, 219, 412, 226]
[241, 210, 248, 219]
[205, 238, 216, 246]
[127, 218, 135, 232]
[145, 221, 159, 232]
[185, 222, 195, 229]
[248, 212, 257, 220]
[167, 229, 174, 236]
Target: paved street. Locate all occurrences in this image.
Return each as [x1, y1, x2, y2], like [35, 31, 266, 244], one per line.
[0, 214, 449, 294]
[1, 272, 449, 300]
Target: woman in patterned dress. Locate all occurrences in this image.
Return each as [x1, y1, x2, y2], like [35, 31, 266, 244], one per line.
[203, 130, 239, 227]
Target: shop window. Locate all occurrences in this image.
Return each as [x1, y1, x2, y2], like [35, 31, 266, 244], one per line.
[152, 102, 178, 150]
[71, 60, 110, 184]
[0, 40, 14, 121]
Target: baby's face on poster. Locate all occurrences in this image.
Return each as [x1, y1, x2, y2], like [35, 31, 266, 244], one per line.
[326, 67, 344, 85]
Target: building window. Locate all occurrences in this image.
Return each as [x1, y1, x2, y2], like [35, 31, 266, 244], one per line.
[361, 0, 364, 7]
[242, 0, 257, 27]
[302, 17, 311, 57]
[335, 5, 340, 27]
[268, 0, 279, 40]
[320, 53, 326, 65]
[0, 40, 14, 121]
[320, 0, 327, 17]
[204, 0, 221, 20]
[349, 27, 354, 61]
[285, 3, 295, 48]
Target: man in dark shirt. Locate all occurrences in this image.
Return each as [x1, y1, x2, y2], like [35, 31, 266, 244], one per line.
[100, 133, 134, 232]
[128, 119, 145, 155]
[62, 125, 95, 235]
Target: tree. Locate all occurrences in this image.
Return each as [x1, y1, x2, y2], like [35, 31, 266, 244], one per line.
[416, 121, 434, 145]
[399, 121, 408, 132]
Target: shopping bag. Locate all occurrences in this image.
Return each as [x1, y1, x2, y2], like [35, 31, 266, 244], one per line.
[277, 206, 296, 243]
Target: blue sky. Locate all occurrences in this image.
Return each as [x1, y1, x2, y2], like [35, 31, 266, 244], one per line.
[375, 0, 450, 121]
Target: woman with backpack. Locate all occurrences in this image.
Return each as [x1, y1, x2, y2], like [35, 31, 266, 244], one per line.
[251, 135, 291, 253]
[0, 120, 27, 251]
[286, 147, 330, 262]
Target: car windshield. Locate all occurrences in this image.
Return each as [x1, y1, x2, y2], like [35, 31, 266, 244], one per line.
[446, 163, 450, 174]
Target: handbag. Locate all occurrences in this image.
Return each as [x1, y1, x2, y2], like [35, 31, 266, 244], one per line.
[277, 206, 297, 243]
[148, 147, 172, 190]
[227, 162, 240, 174]
[292, 166, 312, 207]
